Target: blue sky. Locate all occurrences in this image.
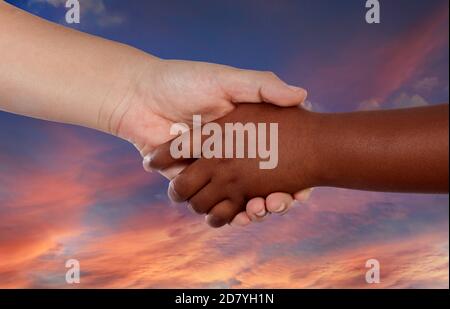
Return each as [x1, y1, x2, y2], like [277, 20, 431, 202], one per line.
[0, 0, 448, 288]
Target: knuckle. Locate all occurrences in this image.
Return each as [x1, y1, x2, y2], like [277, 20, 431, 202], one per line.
[189, 198, 207, 214]
[188, 191, 213, 215]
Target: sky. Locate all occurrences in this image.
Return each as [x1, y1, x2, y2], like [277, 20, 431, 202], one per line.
[0, 0, 448, 288]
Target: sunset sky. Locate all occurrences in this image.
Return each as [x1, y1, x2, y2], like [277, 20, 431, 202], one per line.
[0, 0, 448, 288]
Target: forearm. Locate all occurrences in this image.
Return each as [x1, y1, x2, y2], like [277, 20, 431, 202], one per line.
[311, 104, 449, 193]
[0, 2, 157, 133]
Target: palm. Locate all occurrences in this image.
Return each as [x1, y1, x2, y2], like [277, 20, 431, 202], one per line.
[118, 60, 235, 157]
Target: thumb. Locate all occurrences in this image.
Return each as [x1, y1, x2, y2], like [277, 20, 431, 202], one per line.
[221, 69, 308, 106]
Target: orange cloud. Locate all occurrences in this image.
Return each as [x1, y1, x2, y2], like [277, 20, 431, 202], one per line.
[6, 188, 441, 289]
[0, 161, 92, 271]
[0, 126, 157, 288]
[0, 127, 448, 289]
[234, 231, 449, 288]
[1, 187, 448, 288]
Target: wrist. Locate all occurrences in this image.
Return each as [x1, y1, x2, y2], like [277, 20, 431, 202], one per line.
[285, 107, 324, 190]
[308, 111, 347, 188]
[95, 48, 161, 137]
[305, 111, 331, 188]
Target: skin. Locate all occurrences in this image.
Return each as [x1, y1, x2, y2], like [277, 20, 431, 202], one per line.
[150, 103, 449, 228]
[0, 1, 309, 224]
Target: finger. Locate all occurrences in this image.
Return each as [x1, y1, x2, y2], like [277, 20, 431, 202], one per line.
[168, 161, 211, 202]
[147, 125, 206, 172]
[266, 192, 295, 214]
[293, 188, 314, 202]
[206, 200, 241, 228]
[160, 163, 189, 180]
[188, 183, 226, 215]
[142, 153, 158, 173]
[222, 69, 308, 106]
[146, 139, 185, 171]
[246, 197, 267, 222]
[230, 212, 251, 227]
[159, 162, 190, 180]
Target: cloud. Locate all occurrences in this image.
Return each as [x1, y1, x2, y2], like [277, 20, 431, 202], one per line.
[2, 174, 447, 289]
[68, 207, 260, 288]
[391, 92, 429, 109]
[358, 98, 382, 111]
[0, 125, 159, 287]
[30, 0, 67, 6]
[302, 1, 448, 111]
[0, 169, 91, 286]
[358, 92, 430, 110]
[233, 231, 449, 288]
[97, 14, 124, 28]
[414, 77, 440, 92]
[28, 0, 125, 27]
[0, 124, 448, 290]
[1, 0, 448, 289]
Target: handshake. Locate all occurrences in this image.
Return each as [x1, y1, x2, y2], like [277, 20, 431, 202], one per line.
[149, 103, 319, 227]
[142, 76, 448, 228]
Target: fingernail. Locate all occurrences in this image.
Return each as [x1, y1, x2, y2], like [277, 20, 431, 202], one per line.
[255, 209, 266, 217]
[275, 202, 287, 213]
[296, 188, 314, 202]
[288, 85, 302, 91]
[288, 86, 308, 103]
[230, 215, 251, 227]
[168, 181, 181, 202]
[142, 155, 153, 173]
[205, 214, 226, 228]
[288, 85, 307, 94]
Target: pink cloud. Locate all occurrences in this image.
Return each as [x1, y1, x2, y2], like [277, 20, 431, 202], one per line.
[0, 126, 158, 287]
[234, 231, 449, 288]
[302, 2, 449, 109]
